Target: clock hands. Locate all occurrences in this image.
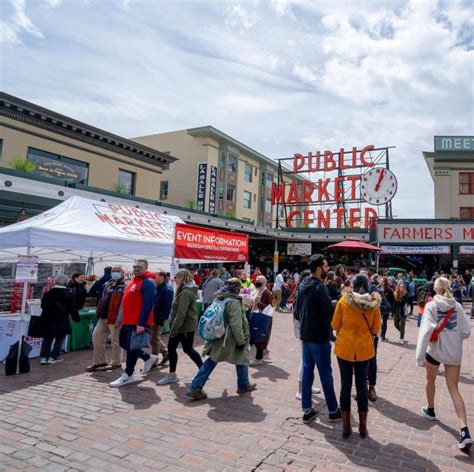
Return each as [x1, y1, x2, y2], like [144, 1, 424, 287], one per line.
[374, 168, 385, 192]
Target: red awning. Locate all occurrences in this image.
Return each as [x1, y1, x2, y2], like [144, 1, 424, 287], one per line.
[325, 238, 381, 254]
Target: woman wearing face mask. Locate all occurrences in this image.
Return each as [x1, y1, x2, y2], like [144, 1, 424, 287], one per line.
[86, 266, 127, 372]
[250, 276, 274, 366]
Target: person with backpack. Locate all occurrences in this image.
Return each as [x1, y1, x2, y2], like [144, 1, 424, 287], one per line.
[298, 254, 341, 424]
[39, 274, 81, 365]
[417, 281, 435, 327]
[416, 277, 472, 452]
[332, 274, 381, 439]
[393, 281, 408, 344]
[249, 275, 274, 366]
[186, 278, 256, 400]
[157, 269, 203, 385]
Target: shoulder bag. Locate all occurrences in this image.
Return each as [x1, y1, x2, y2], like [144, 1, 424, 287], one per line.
[430, 307, 455, 343]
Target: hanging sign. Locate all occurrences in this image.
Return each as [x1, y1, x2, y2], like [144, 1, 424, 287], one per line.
[209, 165, 217, 214]
[174, 223, 248, 262]
[460, 246, 474, 255]
[15, 256, 39, 283]
[381, 246, 451, 255]
[287, 243, 312, 256]
[196, 163, 207, 212]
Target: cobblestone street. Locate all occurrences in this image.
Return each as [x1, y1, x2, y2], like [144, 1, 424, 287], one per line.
[1, 305, 473, 471]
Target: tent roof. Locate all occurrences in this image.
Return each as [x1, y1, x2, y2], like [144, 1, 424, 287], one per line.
[0, 196, 183, 258]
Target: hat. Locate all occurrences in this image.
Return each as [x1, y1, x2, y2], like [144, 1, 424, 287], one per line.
[226, 278, 242, 291]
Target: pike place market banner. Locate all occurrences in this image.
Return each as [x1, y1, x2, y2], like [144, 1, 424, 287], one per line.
[378, 223, 474, 244]
[381, 246, 451, 255]
[174, 223, 248, 262]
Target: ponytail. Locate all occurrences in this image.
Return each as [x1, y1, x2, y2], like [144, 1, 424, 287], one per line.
[433, 277, 453, 299]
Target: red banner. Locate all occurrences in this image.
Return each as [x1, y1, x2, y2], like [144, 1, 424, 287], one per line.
[174, 223, 248, 262]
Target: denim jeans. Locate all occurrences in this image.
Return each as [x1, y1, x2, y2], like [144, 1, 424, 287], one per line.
[191, 358, 249, 391]
[367, 336, 378, 387]
[40, 336, 65, 359]
[381, 313, 389, 339]
[302, 341, 338, 414]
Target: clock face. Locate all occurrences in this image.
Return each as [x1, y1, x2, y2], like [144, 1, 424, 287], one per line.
[360, 167, 397, 205]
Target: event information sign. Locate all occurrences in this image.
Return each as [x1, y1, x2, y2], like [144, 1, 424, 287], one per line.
[196, 163, 207, 212]
[377, 222, 474, 244]
[174, 223, 248, 262]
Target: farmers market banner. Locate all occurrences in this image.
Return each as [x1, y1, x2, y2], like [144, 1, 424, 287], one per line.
[174, 223, 248, 262]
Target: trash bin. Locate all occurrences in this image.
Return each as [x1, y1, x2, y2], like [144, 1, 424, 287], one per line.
[68, 309, 96, 351]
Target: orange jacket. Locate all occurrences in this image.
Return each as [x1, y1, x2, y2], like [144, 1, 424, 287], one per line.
[331, 288, 381, 362]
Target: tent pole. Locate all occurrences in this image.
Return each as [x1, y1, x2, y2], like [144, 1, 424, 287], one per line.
[17, 246, 31, 374]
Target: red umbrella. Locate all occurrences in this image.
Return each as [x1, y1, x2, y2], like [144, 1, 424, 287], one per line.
[325, 238, 381, 254]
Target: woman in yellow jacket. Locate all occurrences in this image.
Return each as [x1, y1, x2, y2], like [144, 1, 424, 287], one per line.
[332, 274, 381, 439]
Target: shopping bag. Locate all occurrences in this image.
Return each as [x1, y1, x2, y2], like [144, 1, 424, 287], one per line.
[248, 311, 272, 344]
[129, 329, 151, 350]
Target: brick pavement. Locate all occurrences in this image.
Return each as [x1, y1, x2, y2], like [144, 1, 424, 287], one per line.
[0, 305, 473, 471]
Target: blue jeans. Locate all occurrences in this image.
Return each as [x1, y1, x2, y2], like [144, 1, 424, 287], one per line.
[191, 358, 249, 391]
[302, 341, 338, 414]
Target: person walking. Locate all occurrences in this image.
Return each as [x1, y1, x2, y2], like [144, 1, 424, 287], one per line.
[202, 269, 225, 310]
[67, 272, 87, 310]
[109, 261, 158, 387]
[250, 275, 274, 366]
[86, 266, 126, 372]
[406, 275, 416, 315]
[393, 281, 408, 344]
[272, 269, 287, 312]
[151, 270, 173, 366]
[186, 278, 257, 400]
[157, 269, 203, 385]
[88, 266, 112, 305]
[39, 275, 80, 364]
[416, 277, 472, 452]
[332, 274, 381, 438]
[372, 275, 391, 342]
[220, 267, 231, 282]
[298, 254, 341, 424]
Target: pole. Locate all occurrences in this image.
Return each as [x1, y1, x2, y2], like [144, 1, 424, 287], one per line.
[273, 239, 279, 282]
[17, 247, 31, 374]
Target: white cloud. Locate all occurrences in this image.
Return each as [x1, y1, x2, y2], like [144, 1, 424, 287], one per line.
[225, 3, 257, 31]
[0, 0, 44, 43]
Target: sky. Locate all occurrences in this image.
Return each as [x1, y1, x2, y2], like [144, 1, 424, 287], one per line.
[1, 0, 473, 219]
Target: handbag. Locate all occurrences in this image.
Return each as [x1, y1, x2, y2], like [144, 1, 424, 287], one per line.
[248, 311, 272, 344]
[430, 307, 455, 342]
[130, 328, 151, 350]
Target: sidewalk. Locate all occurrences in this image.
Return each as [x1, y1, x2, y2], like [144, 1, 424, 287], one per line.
[0, 305, 473, 471]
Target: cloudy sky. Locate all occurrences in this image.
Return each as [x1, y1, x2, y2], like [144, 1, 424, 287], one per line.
[1, 0, 473, 219]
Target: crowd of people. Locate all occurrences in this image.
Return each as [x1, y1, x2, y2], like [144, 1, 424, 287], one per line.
[32, 258, 473, 453]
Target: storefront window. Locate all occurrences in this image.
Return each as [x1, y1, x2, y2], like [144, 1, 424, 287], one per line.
[160, 181, 168, 200]
[227, 184, 236, 202]
[459, 172, 474, 194]
[27, 147, 89, 184]
[244, 163, 252, 183]
[118, 169, 135, 195]
[243, 191, 252, 209]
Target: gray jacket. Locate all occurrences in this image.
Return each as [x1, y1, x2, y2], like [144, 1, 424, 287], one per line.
[202, 277, 225, 305]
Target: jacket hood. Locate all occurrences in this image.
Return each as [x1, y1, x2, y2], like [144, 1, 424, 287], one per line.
[300, 276, 322, 293]
[433, 294, 456, 310]
[215, 291, 241, 302]
[343, 287, 381, 311]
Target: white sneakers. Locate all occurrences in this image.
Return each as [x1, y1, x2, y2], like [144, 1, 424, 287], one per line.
[250, 359, 263, 366]
[109, 373, 137, 388]
[40, 358, 48, 365]
[295, 387, 321, 400]
[157, 375, 179, 385]
[399, 339, 405, 345]
[142, 355, 159, 377]
[41, 357, 63, 364]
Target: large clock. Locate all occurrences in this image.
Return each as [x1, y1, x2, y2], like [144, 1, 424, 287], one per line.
[360, 167, 397, 205]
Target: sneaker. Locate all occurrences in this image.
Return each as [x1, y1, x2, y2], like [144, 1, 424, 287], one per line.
[458, 427, 472, 452]
[250, 359, 263, 366]
[295, 391, 302, 400]
[328, 408, 342, 422]
[142, 355, 159, 376]
[186, 388, 208, 401]
[157, 375, 179, 385]
[158, 353, 169, 366]
[237, 383, 257, 395]
[40, 357, 48, 365]
[303, 408, 319, 424]
[109, 373, 137, 388]
[312, 387, 321, 395]
[420, 406, 436, 421]
[399, 339, 405, 345]
[47, 357, 63, 364]
[85, 363, 107, 372]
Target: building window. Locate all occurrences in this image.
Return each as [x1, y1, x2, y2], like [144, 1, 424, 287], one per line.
[227, 184, 236, 202]
[228, 153, 237, 173]
[459, 172, 474, 194]
[265, 199, 271, 213]
[460, 207, 474, 219]
[118, 169, 135, 195]
[243, 191, 252, 209]
[160, 181, 168, 200]
[27, 147, 89, 184]
[266, 173, 273, 187]
[244, 163, 252, 183]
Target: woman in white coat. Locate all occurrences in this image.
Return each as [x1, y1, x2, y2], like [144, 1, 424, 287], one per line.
[415, 277, 471, 452]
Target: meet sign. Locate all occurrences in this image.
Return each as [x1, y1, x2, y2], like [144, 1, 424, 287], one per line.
[434, 136, 474, 152]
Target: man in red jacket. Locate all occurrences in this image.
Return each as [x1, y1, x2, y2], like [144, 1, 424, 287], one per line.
[110, 260, 158, 387]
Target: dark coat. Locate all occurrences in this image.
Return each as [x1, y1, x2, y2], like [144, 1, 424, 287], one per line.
[67, 281, 87, 310]
[153, 282, 174, 325]
[88, 273, 112, 305]
[40, 287, 80, 338]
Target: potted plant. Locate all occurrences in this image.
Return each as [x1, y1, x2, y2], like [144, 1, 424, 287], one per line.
[9, 158, 39, 173]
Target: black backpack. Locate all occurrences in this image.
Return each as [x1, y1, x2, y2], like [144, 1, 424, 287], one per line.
[5, 338, 32, 376]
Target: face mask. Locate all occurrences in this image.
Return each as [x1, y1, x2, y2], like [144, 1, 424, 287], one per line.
[111, 272, 122, 280]
[255, 282, 263, 288]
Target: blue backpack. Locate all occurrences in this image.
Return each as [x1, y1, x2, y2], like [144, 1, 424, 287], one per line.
[198, 299, 231, 341]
